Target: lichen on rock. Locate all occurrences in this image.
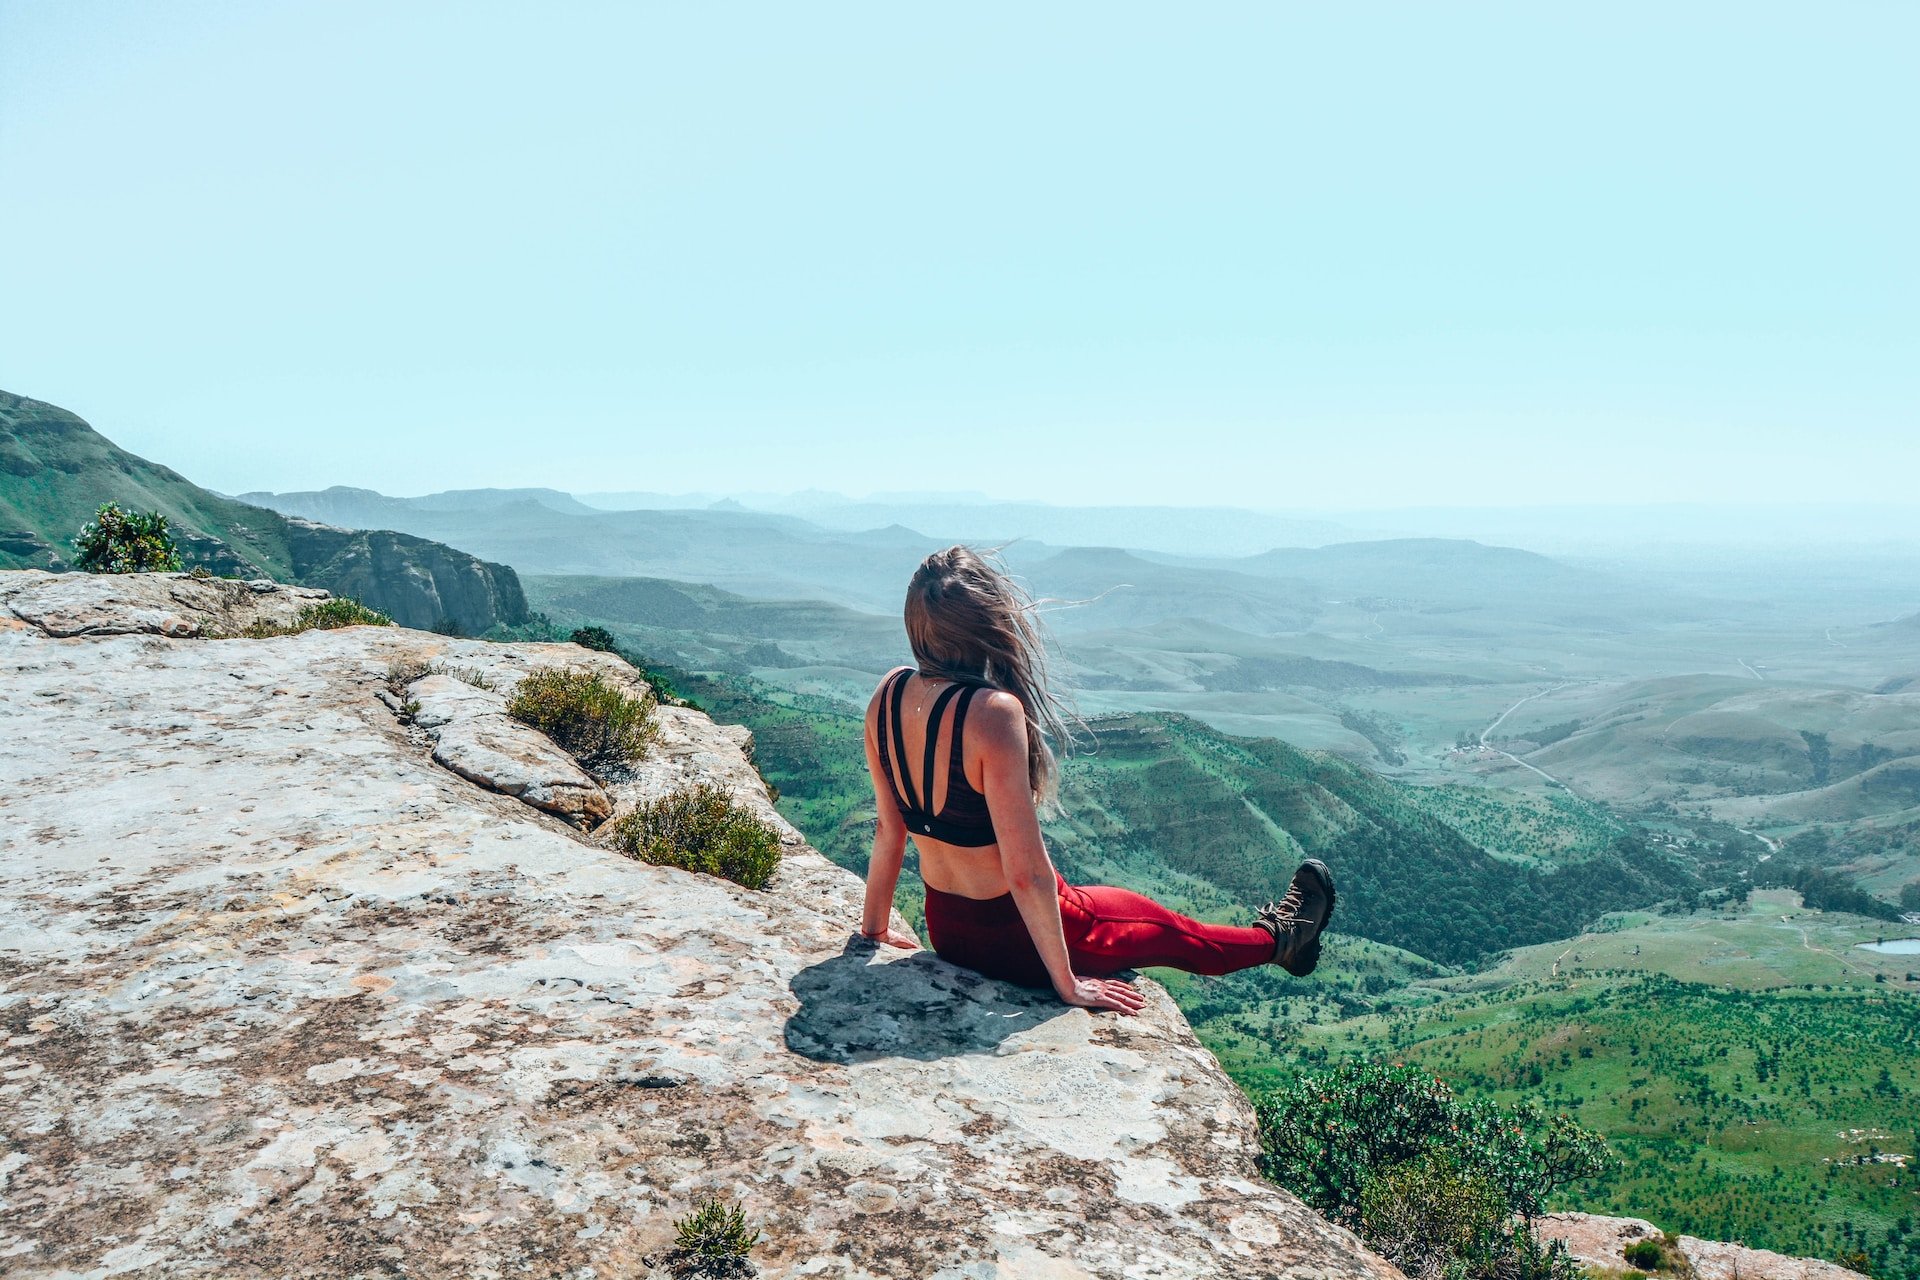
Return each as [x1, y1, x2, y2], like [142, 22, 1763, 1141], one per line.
[0, 569, 1400, 1279]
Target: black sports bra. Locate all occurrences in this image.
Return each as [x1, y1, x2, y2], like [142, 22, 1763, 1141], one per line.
[875, 667, 998, 847]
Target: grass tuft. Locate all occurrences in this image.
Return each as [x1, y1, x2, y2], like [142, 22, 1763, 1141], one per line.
[247, 597, 393, 637]
[386, 656, 433, 693]
[610, 783, 782, 890]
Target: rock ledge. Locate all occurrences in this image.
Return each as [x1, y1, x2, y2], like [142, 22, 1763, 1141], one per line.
[0, 570, 1398, 1280]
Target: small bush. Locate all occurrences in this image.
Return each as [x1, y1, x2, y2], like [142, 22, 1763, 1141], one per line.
[667, 1196, 760, 1278]
[610, 783, 782, 890]
[1623, 1240, 1664, 1271]
[507, 666, 657, 771]
[570, 624, 619, 652]
[434, 664, 496, 691]
[246, 598, 393, 637]
[73, 502, 183, 573]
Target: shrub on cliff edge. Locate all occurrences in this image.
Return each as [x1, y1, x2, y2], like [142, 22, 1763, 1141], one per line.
[507, 666, 658, 771]
[610, 783, 782, 890]
[73, 502, 183, 573]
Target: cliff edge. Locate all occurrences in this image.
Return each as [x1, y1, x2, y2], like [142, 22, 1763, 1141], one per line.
[0, 570, 1399, 1279]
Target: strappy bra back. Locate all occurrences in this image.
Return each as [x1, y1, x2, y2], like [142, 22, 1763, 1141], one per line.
[876, 667, 998, 847]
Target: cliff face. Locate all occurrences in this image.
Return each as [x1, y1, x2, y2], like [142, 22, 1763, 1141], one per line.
[0, 569, 1400, 1280]
[0, 391, 528, 636]
[282, 518, 530, 634]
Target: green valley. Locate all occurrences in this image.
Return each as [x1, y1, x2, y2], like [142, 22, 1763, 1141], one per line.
[1198, 893, 1920, 1278]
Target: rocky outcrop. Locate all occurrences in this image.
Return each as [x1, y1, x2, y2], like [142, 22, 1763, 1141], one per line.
[404, 672, 612, 827]
[0, 570, 1400, 1280]
[283, 518, 530, 635]
[2, 567, 333, 637]
[1540, 1213, 1868, 1280]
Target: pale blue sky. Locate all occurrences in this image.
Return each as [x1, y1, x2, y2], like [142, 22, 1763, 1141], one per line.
[2, 2, 1913, 509]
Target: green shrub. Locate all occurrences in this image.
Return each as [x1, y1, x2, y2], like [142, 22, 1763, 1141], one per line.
[73, 502, 183, 573]
[610, 783, 782, 890]
[507, 666, 657, 771]
[246, 597, 393, 637]
[1253, 1062, 1610, 1280]
[570, 624, 619, 652]
[667, 1196, 760, 1278]
[1623, 1239, 1664, 1270]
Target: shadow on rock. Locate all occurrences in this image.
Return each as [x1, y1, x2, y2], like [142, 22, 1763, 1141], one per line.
[784, 937, 1073, 1063]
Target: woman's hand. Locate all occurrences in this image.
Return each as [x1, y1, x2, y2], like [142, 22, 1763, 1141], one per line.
[860, 925, 921, 950]
[1057, 974, 1147, 1015]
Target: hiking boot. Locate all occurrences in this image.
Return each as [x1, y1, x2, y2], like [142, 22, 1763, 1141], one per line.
[1256, 859, 1336, 977]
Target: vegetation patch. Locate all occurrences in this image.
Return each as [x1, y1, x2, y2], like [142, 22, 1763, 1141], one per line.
[386, 656, 434, 692]
[73, 501, 183, 573]
[1254, 1060, 1610, 1280]
[385, 656, 499, 693]
[245, 597, 393, 637]
[1257, 960, 1920, 1278]
[609, 783, 782, 890]
[507, 666, 657, 772]
[665, 1196, 760, 1278]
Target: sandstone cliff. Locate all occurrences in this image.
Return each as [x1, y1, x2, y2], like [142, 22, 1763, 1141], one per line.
[0, 569, 1400, 1279]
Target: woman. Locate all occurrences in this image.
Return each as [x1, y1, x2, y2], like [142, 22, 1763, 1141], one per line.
[858, 545, 1336, 1015]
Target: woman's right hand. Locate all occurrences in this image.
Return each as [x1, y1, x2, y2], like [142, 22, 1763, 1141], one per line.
[1057, 975, 1148, 1016]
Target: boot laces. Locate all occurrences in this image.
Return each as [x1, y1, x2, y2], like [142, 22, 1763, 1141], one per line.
[1260, 880, 1308, 934]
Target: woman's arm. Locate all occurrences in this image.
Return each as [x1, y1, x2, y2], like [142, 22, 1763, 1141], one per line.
[975, 693, 1145, 1016]
[859, 676, 920, 948]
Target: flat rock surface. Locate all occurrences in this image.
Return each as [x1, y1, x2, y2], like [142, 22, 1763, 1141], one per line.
[0, 570, 1399, 1280]
[0, 568, 331, 638]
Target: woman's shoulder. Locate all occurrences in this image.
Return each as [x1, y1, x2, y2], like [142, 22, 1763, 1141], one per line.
[866, 665, 913, 716]
[963, 686, 1027, 739]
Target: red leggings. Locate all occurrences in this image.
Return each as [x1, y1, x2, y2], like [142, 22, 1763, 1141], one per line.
[923, 871, 1276, 989]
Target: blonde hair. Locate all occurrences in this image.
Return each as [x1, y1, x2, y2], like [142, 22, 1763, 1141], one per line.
[904, 544, 1080, 807]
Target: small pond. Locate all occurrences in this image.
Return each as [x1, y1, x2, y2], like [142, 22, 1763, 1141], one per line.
[1854, 938, 1920, 955]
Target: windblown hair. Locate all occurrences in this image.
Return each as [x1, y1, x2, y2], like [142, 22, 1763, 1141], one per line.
[904, 544, 1080, 807]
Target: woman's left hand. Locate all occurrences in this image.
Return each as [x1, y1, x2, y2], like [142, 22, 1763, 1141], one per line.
[860, 925, 921, 949]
